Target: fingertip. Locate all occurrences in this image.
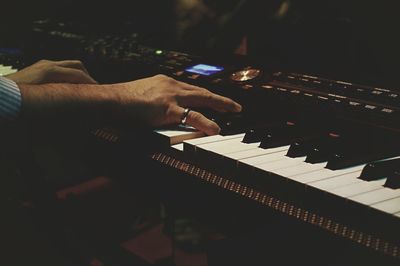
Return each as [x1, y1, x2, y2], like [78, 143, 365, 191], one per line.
[234, 102, 242, 112]
[206, 121, 221, 136]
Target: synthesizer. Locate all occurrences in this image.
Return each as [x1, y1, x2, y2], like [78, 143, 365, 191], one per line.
[89, 38, 400, 263]
[2, 25, 400, 262]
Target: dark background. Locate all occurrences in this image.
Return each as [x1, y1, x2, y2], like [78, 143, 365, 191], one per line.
[1, 0, 400, 87]
[1, 1, 400, 265]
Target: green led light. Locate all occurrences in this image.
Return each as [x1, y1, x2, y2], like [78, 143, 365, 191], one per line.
[155, 50, 163, 55]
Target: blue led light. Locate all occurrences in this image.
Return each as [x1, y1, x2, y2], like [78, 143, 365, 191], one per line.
[185, 64, 224, 76]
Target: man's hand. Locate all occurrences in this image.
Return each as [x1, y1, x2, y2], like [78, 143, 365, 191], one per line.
[18, 74, 242, 135]
[111, 75, 242, 135]
[6, 60, 97, 84]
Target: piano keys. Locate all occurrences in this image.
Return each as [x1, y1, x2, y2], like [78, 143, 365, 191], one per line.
[148, 122, 400, 259]
[4, 20, 397, 265]
[0, 64, 18, 76]
[134, 57, 400, 262]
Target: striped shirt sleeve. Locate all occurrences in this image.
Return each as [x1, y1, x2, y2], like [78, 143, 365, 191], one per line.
[0, 76, 21, 123]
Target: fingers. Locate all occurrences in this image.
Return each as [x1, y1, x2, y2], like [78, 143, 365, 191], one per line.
[175, 80, 242, 112]
[179, 90, 242, 113]
[37, 59, 97, 84]
[50, 66, 98, 84]
[55, 60, 90, 75]
[171, 106, 221, 136]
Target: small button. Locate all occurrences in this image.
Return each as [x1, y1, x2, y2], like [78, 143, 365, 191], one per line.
[261, 85, 274, 90]
[173, 71, 184, 76]
[241, 84, 253, 90]
[317, 96, 329, 101]
[371, 90, 383, 95]
[188, 74, 200, 80]
[381, 108, 394, 114]
[364, 104, 377, 110]
[211, 78, 223, 83]
[349, 101, 362, 107]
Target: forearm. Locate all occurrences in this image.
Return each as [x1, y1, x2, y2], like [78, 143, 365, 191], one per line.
[18, 83, 115, 126]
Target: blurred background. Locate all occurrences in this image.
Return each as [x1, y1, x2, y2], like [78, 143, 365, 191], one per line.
[2, 2, 400, 266]
[1, 0, 400, 87]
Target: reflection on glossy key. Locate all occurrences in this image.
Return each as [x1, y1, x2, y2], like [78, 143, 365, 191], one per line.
[308, 171, 363, 191]
[256, 157, 306, 172]
[197, 136, 258, 155]
[229, 145, 290, 161]
[183, 133, 244, 152]
[371, 197, 400, 214]
[274, 162, 328, 178]
[330, 179, 385, 198]
[350, 187, 400, 205]
[294, 165, 364, 184]
[239, 150, 289, 166]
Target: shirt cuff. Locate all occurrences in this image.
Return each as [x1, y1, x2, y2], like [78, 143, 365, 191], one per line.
[0, 76, 22, 123]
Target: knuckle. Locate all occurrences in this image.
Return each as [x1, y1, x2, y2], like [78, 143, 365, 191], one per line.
[201, 91, 213, 100]
[158, 75, 177, 85]
[38, 59, 52, 66]
[154, 74, 168, 80]
[177, 90, 189, 98]
[198, 87, 210, 93]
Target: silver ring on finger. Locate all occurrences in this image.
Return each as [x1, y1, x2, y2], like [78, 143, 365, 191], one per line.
[180, 108, 191, 125]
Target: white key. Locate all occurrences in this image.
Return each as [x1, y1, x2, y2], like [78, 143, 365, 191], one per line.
[0, 65, 15, 75]
[294, 165, 364, 184]
[171, 143, 184, 151]
[350, 188, 400, 205]
[240, 150, 289, 166]
[274, 162, 328, 178]
[5, 68, 17, 75]
[308, 171, 363, 191]
[329, 179, 386, 198]
[0, 66, 12, 71]
[256, 156, 306, 172]
[155, 127, 205, 145]
[371, 197, 400, 214]
[184, 133, 244, 147]
[227, 145, 290, 161]
[198, 138, 259, 155]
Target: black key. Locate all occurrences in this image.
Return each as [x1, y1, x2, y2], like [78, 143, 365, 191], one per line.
[259, 121, 300, 149]
[326, 146, 400, 170]
[286, 138, 316, 158]
[242, 128, 265, 144]
[305, 132, 342, 164]
[325, 129, 400, 169]
[359, 158, 400, 181]
[384, 170, 400, 189]
[211, 110, 277, 136]
[210, 113, 247, 135]
[242, 122, 281, 144]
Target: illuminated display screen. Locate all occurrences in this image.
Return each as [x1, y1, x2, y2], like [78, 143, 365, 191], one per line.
[185, 64, 224, 76]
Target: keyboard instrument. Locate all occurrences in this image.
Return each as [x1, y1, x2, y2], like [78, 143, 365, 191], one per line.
[0, 64, 17, 76]
[91, 41, 400, 262]
[0, 48, 24, 76]
[3, 23, 400, 262]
